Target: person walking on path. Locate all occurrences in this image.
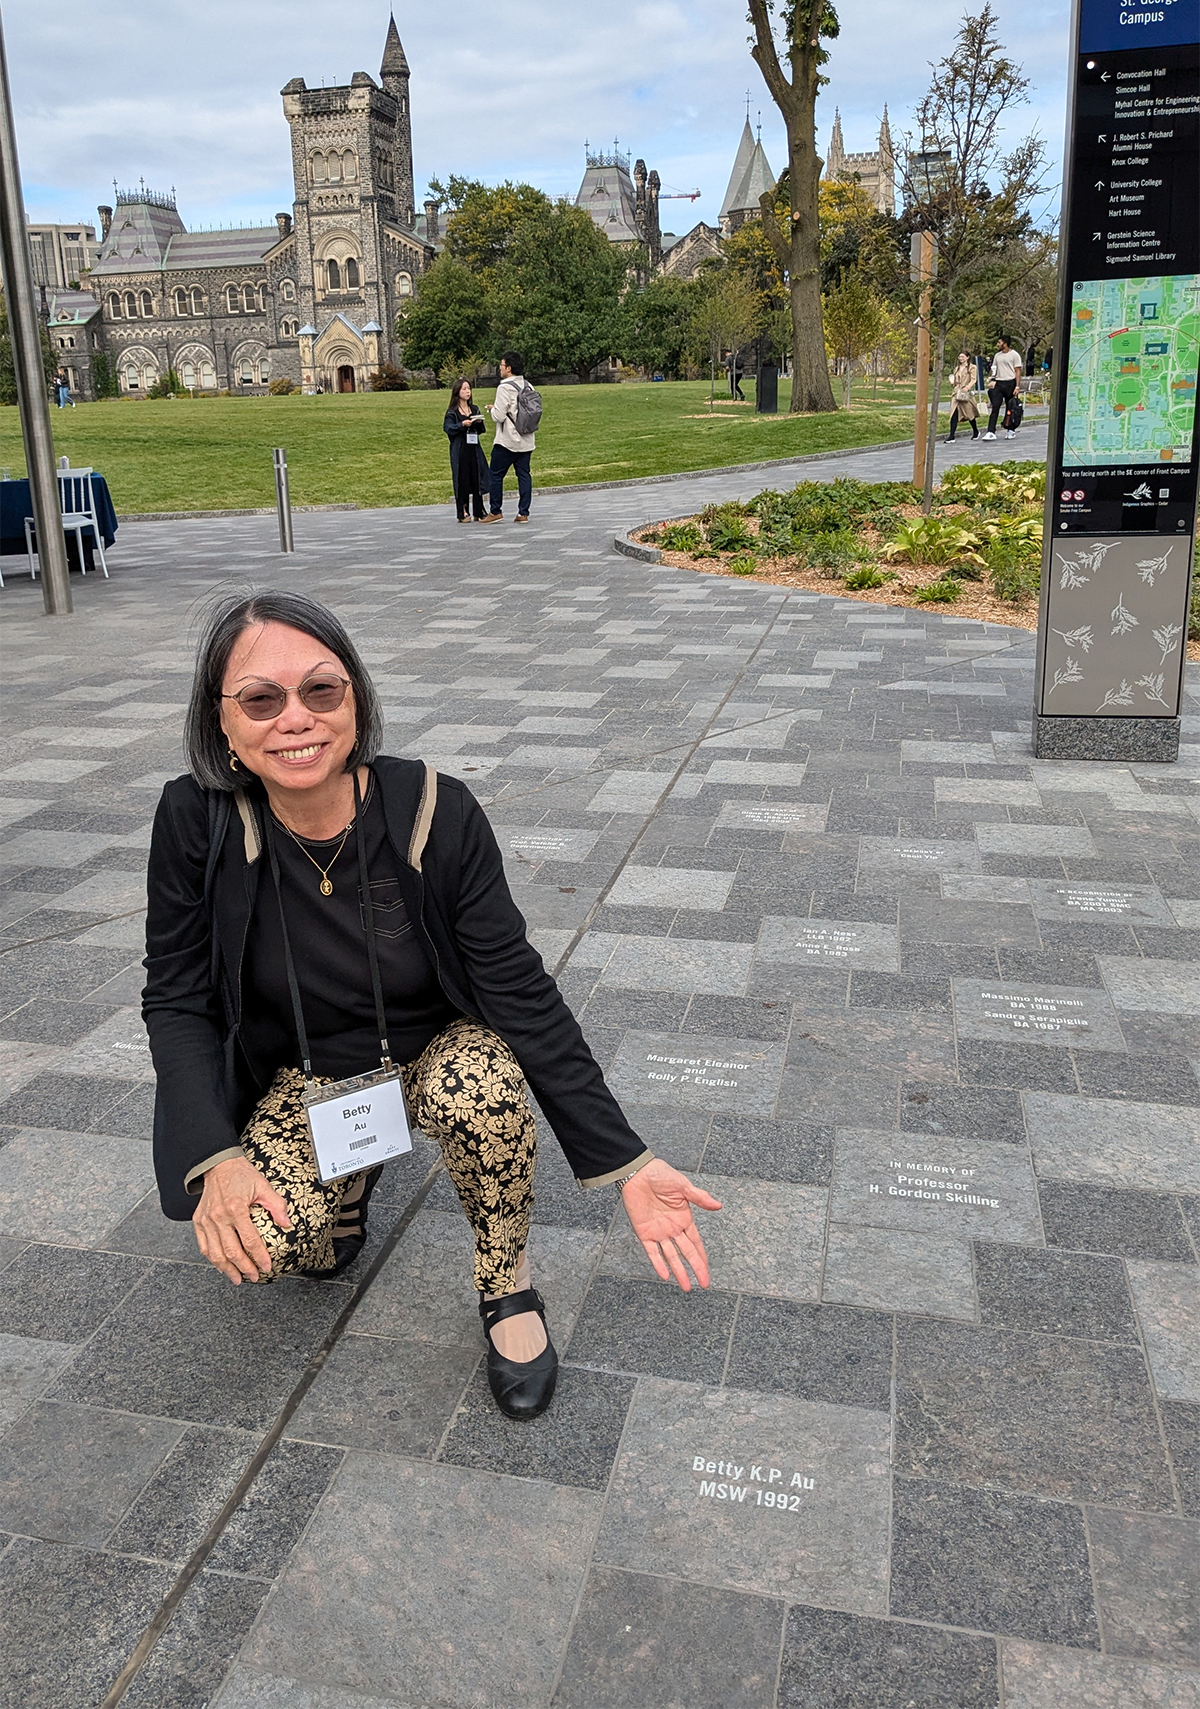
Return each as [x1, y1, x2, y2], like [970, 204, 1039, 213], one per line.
[144, 590, 720, 1422]
[983, 336, 1022, 439]
[54, 370, 75, 408]
[481, 352, 536, 523]
[727, 350, 745, 400]
[945, 352, 979, 442]
[443, 378, 489, 522]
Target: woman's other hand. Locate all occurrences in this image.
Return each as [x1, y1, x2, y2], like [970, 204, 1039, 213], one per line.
[194, 1156, 292, 1284]
[620, 1159, 721, 1290]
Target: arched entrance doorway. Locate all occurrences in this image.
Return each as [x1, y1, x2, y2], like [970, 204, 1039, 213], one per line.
[337, 366, 356, 393]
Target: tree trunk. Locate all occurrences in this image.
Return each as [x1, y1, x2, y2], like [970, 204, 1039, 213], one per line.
[842, 359, 851, 408]
[922, 324, 947, 513]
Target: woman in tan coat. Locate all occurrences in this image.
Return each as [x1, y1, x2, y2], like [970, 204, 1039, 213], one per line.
[946, 353, 979, 442]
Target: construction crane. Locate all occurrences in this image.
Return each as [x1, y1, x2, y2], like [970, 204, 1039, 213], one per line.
[658, 189, 702, 202]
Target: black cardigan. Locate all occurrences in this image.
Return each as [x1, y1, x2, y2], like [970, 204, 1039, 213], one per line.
[143, 757, 649, 1219]
[443, 404, 490, 501]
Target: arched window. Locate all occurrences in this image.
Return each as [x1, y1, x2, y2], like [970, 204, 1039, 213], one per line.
[139, 291, 153, 317]
[326, 259, 341, 290]
[142, 365, 156, 390]
[190, 286, 204, 314]
[239, 359, 253, 384]
[257, 283, 267, 311]
[123, 291, 137, 318]
[280, 278, 295, 302]
[180, 360, 196, 388]
[395, 271, 413, 297]
[327, 153, 342, 183]
[343, 151, 357, 182]
[242, 284, 256, 313]
[108, 292, 122, 318]
[200, 359, 215, 388]
[173, 287, 188, 315]
[344, 257, 359, 288]
[226, 285, 239, 313]
[259, 357, 271, 382]
[312, 153, 327, 184]
[124, 364, 139, 389]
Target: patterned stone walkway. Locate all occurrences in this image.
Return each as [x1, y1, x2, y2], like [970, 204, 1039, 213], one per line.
[1, 426, 1198, 1709]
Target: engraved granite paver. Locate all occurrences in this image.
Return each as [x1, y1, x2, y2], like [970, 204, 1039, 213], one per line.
[828, 1129, 1042, 1243]
[953, 978, 1126, 1051]
[607, 1031, 786, 1117]
[755, 916, 901, 973]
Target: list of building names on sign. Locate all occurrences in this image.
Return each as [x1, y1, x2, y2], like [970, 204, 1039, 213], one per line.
[867, 1158, 1000, 1210]
[981, 990, 1091, 1034]
[692, 1457, 816, 1509]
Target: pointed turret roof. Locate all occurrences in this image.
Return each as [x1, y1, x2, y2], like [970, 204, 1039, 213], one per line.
[719, 119, 757, 219]
[381, 15, 409, 78]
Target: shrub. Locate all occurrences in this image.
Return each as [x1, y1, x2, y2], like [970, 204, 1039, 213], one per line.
[369, 362, 409, 391]
[268, 377, 296, 395]
[801, 528, 867, 575]
[147, 368, 184, 398]
[881, 516, 984, 568]
[843, 565, 896, 590]
[988, 553, 1042, 603]
[705, 514, 755, 552]
[658, 521, 703, 553]
[913, 575, 963, 603]
[938, 460, 1046, 512]
[729, 552, 758, 576]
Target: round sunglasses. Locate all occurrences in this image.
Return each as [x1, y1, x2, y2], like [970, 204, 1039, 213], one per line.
[220, 674, 350, 721]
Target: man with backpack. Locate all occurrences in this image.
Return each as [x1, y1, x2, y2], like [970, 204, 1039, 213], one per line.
[482, 352, 541, 522]
[982, 336, 1022, 440]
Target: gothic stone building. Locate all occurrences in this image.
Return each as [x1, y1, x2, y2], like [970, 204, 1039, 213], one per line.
[75, 19, 434, 399]
[823, 109, 896, 218]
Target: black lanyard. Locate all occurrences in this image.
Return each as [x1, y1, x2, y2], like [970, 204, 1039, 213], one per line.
[261, 771, 393, 1084]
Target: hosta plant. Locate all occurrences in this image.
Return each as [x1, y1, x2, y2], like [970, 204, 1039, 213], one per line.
[881, 516, 984, 568]
[658, 522, 703, 553]
[843, 565, 896, 590]
[729, 552, 759, 576]
[912, 575, 963, 603]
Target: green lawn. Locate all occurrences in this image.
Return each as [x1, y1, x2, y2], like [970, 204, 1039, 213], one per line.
[0, 380, 914, 514]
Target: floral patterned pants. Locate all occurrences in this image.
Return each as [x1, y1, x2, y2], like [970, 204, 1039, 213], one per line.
[242, 1018, 537, 1290]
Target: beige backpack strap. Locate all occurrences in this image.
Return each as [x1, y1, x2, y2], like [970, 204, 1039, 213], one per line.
[233, 788, 261, 863]
[407, 762, 438, 872]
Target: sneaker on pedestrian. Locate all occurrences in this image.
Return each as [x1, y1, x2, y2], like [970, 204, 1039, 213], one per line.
[479, 512, 504, 523]
[982, 431, 996, 440]
[515, 514, 530, 523]
[1006, 429, 1015, 438]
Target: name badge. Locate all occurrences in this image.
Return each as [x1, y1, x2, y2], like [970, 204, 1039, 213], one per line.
[466, 432, 479, 443]
[303, 1064, 413, 1184]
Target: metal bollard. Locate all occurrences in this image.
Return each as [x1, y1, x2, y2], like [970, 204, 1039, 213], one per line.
[273, 447, 294, 553]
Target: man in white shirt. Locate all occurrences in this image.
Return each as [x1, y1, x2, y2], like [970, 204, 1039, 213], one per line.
[983, 337, 1022, 439]
[480, 352, 536, 523]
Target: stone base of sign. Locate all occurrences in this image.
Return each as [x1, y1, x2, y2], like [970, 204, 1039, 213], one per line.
[1032, 714, 1180, 763]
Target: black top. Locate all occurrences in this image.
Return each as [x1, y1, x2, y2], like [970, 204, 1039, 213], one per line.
[244, 781, 457, 1078]
[144, 756, 650, 1218]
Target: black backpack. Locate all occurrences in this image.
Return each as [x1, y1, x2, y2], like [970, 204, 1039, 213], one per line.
[1005, 393, 1024, 430]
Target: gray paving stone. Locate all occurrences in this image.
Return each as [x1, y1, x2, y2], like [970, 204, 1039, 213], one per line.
[702, 1112, 832, 1184]
[0, 1243, 150, 1341]
[1085, 1508, 1199, 1666]
[552, 1567, 784, 1708]
[0, 997, 116, 1046]
[0, 1535, 173, 1709]
[895, 1319, 1174, 1509]
[0, 1398, 182, 1546]
[1099, 956, 1200, 1015]
[890, 1478, 1099, 1646]
[286, 1332, 476, 1459]
[952, 977, 1126, 1051]
[607, 1029, 786, 1116]
[1025, 1094, 1200, 1193]
[1126, 1262, 1200, 1401]
[778, 1606, 1000, 1709]
[823, 1224, 976, 1319]
[585, 931, 754, 994]
[598, 1172, 825, 1299]
[593, 1376, 891, 1610]
[0, 1124, 156, 1247]
[121, 1571, 270, 1709]
[974, 1244, 1139, 1341]
[440, 1364, 634, 1491]
[207, 1438, 343, 1578]
[607, 864, 735, 909]
[0, 1330, 78, 1428]
[726, 1297, 893, 1411]
[1038, 1181, 1196, 1261]
[107, 1423, 257, 1561]
[828, 1128, 1042, 1243]
[756, 914, 900, 972]
[212, 1671, 405, 1709]
[975, 824, 1097, 858]
[998, 1639, 1200, 1707]
[901, 1083, 1027, 1145]
[240, 1452, 601, 1709]
[1027, 879, 1177, 927]
[1162, 1401, 1200, 1516]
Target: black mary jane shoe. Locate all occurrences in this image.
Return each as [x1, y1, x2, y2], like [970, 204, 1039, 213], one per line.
[479, 1286, 558, 1420]
[329, 1164, 385, 1274]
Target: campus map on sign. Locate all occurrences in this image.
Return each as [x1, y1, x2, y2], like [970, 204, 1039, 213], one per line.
[1062, 273, 1200, 467]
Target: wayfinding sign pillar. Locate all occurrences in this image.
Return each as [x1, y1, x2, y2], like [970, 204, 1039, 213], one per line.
[1033, 0, 1200, 760]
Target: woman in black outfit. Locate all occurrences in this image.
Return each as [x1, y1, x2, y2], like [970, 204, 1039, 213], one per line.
[143, 590, 719, 1420]
[443, 377, 489, 521]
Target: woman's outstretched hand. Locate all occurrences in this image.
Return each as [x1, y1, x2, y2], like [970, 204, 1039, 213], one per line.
[620, 1159, 722, 1290]
[194, 1156, 291, 1284]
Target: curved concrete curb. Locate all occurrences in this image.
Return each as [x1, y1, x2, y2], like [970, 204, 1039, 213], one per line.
[614, 532, 662, 563]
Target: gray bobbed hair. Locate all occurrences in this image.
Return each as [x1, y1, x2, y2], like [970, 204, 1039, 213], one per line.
[183, 588, 384, 791]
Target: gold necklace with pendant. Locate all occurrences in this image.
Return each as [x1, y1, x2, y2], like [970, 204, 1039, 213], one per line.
[275, 814, 354, 896]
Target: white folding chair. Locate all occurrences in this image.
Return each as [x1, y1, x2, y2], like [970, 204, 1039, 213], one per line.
[24, 468, 109, 580]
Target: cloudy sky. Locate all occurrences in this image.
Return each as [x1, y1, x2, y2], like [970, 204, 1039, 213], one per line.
[10, 0, 1070, 239]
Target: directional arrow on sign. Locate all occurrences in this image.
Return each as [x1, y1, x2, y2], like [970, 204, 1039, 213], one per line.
[1093, 231, 1103, 240]
[1096, 179, 1105, 188]
[1100, 71, 1110, 80]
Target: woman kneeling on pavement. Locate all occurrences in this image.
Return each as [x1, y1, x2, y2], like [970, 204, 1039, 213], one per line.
[143, 591, 719, 1419]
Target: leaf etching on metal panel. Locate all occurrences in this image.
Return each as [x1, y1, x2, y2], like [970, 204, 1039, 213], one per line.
[1048, 657, 1086, 693]
[1110, 592, 1138, 638]
[1136, 545, 1173, 588]
[1052, 625, 1095, 654]
[1152, 621, 1183, 664]
[1096, 680, 1135, 711]
[1136, 673, 1170, 708]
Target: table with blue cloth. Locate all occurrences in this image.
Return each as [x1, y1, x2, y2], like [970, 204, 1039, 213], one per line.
[0, 473, 118, 573]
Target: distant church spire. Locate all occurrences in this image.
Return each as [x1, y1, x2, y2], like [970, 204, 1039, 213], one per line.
[381, 13, 410, 79]
[827, 108, 845, 175]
